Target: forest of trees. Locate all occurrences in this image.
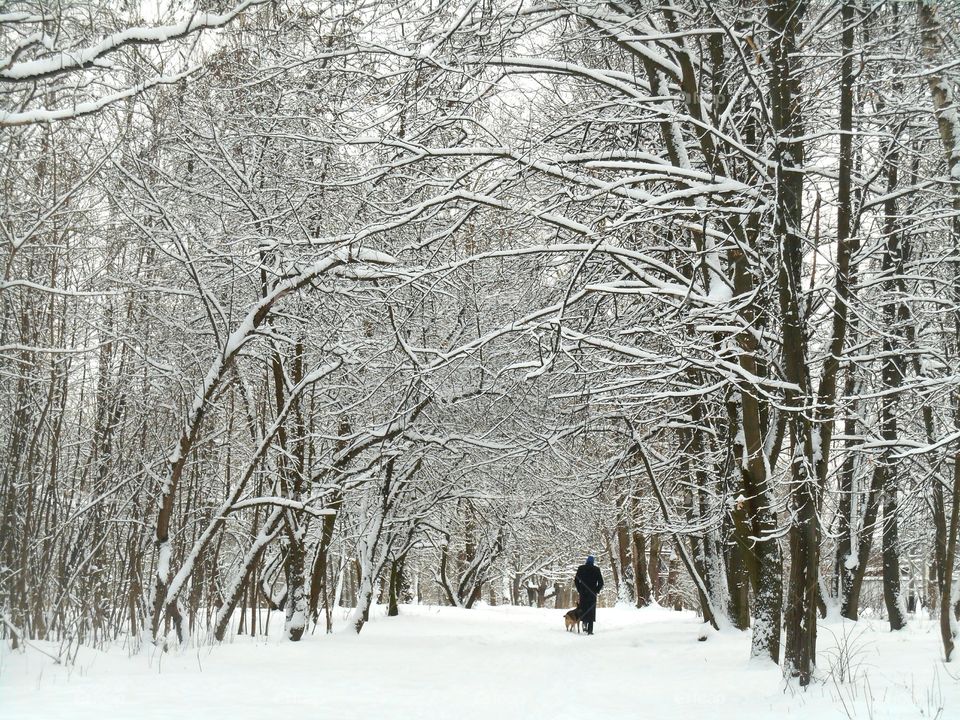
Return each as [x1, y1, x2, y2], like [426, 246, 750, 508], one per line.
[3, 0, 960, 687]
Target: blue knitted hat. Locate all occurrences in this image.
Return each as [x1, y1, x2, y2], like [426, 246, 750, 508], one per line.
[586, 555, 595, 565]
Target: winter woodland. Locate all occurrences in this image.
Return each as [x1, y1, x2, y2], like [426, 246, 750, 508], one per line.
[3, 0, 960, 713]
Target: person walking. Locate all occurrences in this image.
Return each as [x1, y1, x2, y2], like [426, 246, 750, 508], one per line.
[574, 555, 604, 635]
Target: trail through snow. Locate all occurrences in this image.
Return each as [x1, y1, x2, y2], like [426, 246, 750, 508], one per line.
[1, 604, 955, 719]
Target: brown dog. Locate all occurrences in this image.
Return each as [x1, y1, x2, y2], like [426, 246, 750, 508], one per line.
[564, 608, 581, 633]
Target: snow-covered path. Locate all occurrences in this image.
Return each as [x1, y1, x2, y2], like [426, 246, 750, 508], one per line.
[1, 604, 955, 719]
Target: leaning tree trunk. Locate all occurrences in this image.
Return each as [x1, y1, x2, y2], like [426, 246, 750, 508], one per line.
[352, 457, 397, 634]
[147, 249, 381, 641]
[636, 446, 719, 630]
[214, 510, 282, 642]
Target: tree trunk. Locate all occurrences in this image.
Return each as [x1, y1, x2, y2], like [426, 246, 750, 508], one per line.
[878, 124, 908, 632]
[631, 527, 652, 607]
[308, 416, 350, 623]
[615, 515, 635, 604]
[835, 364, 859, 617]
[648, 534, 662, 600]
[768, 0, 816, 684]
[941, 456, 960, 660]
[920, 0, 960, 662]
[214, 510, 282, 642]
[387, 554, 406, 617]
[690, 398, 728, 620]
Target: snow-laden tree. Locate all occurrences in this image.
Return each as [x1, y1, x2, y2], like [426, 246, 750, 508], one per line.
[5, 0, 960, 686]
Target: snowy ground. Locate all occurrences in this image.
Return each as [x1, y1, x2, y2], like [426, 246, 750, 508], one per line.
[1, 604, 956, 719]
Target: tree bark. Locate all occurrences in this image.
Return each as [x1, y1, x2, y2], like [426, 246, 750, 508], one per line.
[878, 121, 908, 632]
[919, 0, 960, 660]
[387, 554, 406, 617]
[768, 0, 818, 685]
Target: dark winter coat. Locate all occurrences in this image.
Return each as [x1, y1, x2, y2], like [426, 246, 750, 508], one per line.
[574, 563, 604, 623]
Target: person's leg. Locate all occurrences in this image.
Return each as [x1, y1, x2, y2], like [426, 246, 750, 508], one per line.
[586, 621, 594, 634]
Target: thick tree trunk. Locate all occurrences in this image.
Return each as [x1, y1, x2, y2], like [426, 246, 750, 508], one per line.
[604, 532, 621, 595]
[631, 526, 652, 607]
[647, 535, 662, 600]
[283, 536, 307, 641]
[881, 481, 906, 629]
[725, 538, 751, 631]
[722, 401, 752, 631]
[725, 386, 782, 660]
[666, 555, 682, 611]
[768, 0, 817, 685]
[614, 486, 636, 604]
[387, 554, 406, 617]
